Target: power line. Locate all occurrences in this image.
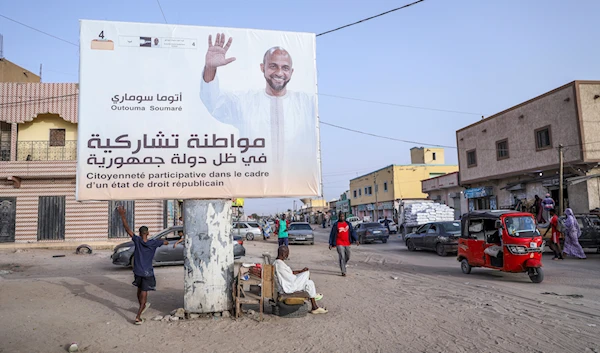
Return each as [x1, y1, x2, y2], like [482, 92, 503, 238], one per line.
[319, 93, 481, 116]
[0, 93, 77, 107]
[320, 120, 457, 149]
[156, 0, 169, 24]
[0, 14, 78, 47]
[316, 0, 425, 37]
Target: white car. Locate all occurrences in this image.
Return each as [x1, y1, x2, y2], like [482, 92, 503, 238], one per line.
[378, 219, 398, 234]
[232, 221, 263, 240]
[346, 216, 363, 228]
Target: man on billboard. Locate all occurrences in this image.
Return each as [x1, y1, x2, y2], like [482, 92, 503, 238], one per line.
[200, 33, 316, 169]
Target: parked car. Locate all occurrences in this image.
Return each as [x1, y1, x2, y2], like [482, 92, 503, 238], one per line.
[538, 213, 600, 251]
[232, 221, 262, 240]
[287, 222, 315, 245]
[111, 226, 245, 267]
[405, 221, 461, 256]
[355, 222, 389, 243]
[346, 216, 363, 228]
[378, 219, 398, 234]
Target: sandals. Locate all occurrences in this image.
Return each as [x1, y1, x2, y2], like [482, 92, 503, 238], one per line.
[311, 307, 328, 315]
[141, 302, 151, 316]
[315, 293, 323, 301]
[134, 318, 145, 325]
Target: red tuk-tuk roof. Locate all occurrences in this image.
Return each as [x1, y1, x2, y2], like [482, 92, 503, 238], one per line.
[462, 210, 534, 220]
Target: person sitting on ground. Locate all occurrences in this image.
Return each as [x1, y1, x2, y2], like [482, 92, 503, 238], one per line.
[273, 245, 328, 314]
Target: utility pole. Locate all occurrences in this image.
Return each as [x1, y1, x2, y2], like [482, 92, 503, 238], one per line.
[374, 174, 378, 221]
[558, 144, 564, 215]
[183, 200, 233, 314]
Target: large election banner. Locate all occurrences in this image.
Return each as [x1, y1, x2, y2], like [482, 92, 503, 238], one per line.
[77, 20, 321, 201]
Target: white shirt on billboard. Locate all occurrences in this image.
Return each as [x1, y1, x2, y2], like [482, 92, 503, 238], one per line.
[200, 74, 315, 167]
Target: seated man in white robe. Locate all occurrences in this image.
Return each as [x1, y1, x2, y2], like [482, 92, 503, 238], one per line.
[273, 246, 327, 314]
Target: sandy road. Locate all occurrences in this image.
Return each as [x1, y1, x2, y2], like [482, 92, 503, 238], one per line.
[0, 228, 599, 353]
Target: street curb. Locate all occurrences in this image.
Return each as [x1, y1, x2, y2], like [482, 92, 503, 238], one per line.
[0, 243, 118, 251]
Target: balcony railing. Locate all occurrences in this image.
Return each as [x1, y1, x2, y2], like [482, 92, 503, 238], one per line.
[17, 140, 77, 161]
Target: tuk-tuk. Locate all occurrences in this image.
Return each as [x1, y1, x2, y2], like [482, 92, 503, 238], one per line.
[457, 210, 544, 283]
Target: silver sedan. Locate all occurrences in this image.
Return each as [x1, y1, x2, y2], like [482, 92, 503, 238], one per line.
[287, 222, 315, 245]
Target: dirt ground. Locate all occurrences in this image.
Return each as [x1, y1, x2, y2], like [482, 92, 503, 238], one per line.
[1, 229, 599, 353]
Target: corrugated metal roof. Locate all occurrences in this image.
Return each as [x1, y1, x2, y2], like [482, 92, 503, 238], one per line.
[0, 82, 78, 123]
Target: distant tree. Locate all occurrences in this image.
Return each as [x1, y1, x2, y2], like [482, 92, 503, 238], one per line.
[251, 213, 259, 220]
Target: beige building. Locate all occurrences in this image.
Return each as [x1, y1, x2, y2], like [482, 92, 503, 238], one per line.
[350, 148, 458, 221]
[421, 172, 466, 219]
[457, 80, 600, 213]
[0, 58, 40, 83]
[0, 82, 166, 244]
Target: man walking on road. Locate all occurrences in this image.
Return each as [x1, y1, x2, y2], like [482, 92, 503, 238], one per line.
[382, 216, 392, 233]
[329, 212, 359, 276]
[117, 206, 168, 325]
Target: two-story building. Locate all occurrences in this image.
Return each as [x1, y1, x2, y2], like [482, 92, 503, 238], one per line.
[456, 80, 600, 214]
[0, 81, 167, 243]
[350, 148, 458, 221]
[0, 58, 40, 83]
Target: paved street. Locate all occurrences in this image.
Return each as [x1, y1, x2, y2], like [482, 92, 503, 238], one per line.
[1, 228, 599, 353]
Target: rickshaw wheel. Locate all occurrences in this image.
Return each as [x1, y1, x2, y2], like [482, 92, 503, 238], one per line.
[528, 267, 544, 283]
[460, 259, 471, 274]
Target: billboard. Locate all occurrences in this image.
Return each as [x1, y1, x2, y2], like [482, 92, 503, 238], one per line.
[77, 20, 321, 201]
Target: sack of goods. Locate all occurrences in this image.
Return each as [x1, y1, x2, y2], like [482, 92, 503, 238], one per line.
[404, 202, 455, 226]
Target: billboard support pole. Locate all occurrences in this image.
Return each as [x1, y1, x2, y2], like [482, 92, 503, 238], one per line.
[183, 199, 234, 314]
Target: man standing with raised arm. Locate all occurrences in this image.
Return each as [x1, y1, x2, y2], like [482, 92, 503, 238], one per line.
[117, 206, 168, 325]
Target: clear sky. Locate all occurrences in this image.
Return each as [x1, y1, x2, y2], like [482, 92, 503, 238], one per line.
[2, 0, 599, 215]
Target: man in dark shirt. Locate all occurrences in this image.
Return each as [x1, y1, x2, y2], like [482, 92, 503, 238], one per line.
[118, 206, 168, 324]
[382, 216, 392, 233]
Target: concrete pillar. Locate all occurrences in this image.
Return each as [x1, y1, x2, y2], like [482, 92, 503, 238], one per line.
[10, 123, 17, 161]
[183, 199, 234, 313]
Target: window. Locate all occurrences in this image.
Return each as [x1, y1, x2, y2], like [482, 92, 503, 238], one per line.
[384, 182, 388, 192]
[496, 139, 509, 160]
[417, 224, 430, 234]
[432, 152, 437, 161]
[364, 187, 368, 195]
[359, 189, 362, 196]
[0, 122, 11, 161]
[368, 186, 373, 195]
[467, 149, 477, 167]
[535, 126, 552, 151]
[49, 129, 66, 147]
[353, 190, 357, 198]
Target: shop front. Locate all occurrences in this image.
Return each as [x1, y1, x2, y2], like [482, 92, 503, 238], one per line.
[356, 204, 367, 220]
[366, 203, 375, 221]
[378, 201, 394, 219]
[465, 186, 496, 211]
